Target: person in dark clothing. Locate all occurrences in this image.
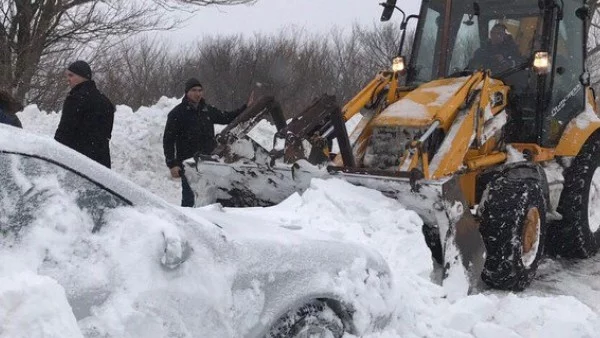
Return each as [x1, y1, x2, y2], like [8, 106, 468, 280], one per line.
[468, 23, 523, 74]
[0, 90, 23, 128]
[55, 60, 115, 168]
[163, 78, 253, 207]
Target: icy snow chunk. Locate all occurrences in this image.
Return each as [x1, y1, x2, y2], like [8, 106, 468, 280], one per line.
[506, 145, 526, 163]
[440, 243, 469, 301]
[332, 257, 395, 334]
[442, 294, 496, 332]
[574, 101, 600, 129]
[473, 322, 521, 338]
[246, 119, 277, 151]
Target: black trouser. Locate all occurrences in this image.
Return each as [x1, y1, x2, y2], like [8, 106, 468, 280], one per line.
[180, 168, 195, 207]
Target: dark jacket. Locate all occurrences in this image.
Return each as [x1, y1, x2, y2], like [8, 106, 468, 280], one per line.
[55, 80, 115, 168]
[0, 90, 23, 128]
[468, 37, 523, 74]
[163, 97, 245, 168]
[0, 106, 22, 128]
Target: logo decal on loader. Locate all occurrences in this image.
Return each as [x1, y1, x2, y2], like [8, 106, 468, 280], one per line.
[551, 84, 582, 117]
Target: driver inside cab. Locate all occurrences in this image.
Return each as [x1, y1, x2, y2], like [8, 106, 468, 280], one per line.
[467, 23, 523, 74]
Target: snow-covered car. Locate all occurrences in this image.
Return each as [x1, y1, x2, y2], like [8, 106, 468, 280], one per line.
[0, 124, 393, 338]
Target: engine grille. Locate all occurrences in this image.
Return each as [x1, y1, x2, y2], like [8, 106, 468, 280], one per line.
[363, 126, 427, 170]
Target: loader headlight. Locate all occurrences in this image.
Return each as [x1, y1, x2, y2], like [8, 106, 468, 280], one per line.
[392, 56, 406, 73]
[533, 51, 550, 74]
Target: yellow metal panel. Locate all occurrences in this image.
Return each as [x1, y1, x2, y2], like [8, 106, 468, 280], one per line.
[386, 72, 399, 103]
[510, 144, 555, 161]
[429, 73, 500, 178]
[465, 152, 507, 170]
[352, 127, 374, 166]
[555, 123, 600, 156]
[555, 89, 600, 156]
[371, 73, 483, 129]
[430, 107, 476, 178]
[341, 71, 393, 121]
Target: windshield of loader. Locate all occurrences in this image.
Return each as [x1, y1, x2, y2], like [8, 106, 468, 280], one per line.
[408, 0, 543, 86]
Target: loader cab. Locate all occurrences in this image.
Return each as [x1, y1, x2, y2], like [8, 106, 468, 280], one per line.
[405, 0, 587, 147]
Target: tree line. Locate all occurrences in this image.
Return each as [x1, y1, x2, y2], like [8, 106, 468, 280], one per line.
[31, 23, 407, 118]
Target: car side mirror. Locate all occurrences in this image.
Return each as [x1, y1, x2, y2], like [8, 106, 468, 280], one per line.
[161, 231, 192, 269]
[380, 0, 397, 22]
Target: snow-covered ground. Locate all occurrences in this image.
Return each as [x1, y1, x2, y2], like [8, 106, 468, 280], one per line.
[8, 98, 600, 337]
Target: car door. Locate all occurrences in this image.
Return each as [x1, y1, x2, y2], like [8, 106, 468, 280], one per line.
[0, 151, 203, 331]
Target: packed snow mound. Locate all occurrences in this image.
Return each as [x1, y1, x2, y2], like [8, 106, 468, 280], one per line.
[225, 178, 600, 338]
[0, 272, 83, 338]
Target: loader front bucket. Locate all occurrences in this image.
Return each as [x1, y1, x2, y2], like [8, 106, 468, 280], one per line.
[186, 158, 486, 295]
[184, 158, 327, 207]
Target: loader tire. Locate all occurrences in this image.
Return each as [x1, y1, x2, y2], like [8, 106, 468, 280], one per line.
[479, 176, 546, 291]
[550, 133, 600, 258]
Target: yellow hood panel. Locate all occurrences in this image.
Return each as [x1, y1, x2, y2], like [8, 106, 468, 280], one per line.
[372, 76, 472, 127]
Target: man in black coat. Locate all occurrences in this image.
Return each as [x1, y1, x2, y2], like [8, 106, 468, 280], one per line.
[55, 60, 115, 168]
[468, 24, 523, 75]
[163, 78, 252, 207]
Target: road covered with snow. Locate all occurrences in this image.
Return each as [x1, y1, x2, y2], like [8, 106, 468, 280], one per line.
[8, 98, 600, 337]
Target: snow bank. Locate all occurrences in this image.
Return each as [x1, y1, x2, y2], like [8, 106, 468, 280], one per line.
[227, 179, 600, 338]
[0, 272, 83, 338]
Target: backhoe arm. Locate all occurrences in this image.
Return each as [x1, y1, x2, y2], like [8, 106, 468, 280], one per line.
[341, 71, 396, 121]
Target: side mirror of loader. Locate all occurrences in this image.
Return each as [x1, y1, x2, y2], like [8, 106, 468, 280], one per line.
[380, 0, 397, 21]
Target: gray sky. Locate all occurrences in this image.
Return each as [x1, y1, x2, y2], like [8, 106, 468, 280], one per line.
[159, 0, 421, 43]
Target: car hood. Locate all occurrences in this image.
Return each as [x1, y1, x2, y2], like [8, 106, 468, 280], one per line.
[189, 208, 394, 336]
[194, 208, 389, 273]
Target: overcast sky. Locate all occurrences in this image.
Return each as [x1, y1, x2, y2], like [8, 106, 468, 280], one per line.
[159, 0, 421, 44]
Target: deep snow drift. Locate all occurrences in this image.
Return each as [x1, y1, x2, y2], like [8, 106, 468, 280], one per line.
[5, 98, 600, 337]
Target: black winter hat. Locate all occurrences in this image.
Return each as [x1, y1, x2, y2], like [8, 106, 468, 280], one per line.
[184, 78, 203, 93]
[68, 60, 92, 80]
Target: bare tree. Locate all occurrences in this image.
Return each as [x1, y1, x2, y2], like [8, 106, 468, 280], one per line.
[354, 22, 403, 72]
[22, 17, 414, 117]
[96, 37, 188, 109]
[0, 0, 257, 104]
[157, 0, 257, 6]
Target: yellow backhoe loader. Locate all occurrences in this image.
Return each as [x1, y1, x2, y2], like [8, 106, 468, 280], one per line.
[185, 0, 600, 294]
